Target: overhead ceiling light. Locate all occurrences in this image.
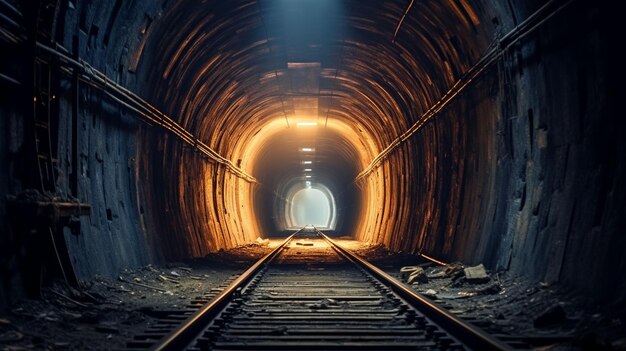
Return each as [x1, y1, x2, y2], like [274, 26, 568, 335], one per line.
[304, 168, 312, 171]
[303, 161, 312, 164]
[305, 175, 312, 178]
[300, 147, 314, 152]
[296, 122, 318, 126]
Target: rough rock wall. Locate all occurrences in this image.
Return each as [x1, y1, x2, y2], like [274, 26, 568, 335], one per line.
[378, 1, 625, 300]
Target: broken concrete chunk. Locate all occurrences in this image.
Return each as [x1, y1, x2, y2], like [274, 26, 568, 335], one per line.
[464, 264, 490, 283]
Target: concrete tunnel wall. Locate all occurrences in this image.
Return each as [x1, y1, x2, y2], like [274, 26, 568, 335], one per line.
[0, 0, 624, 309]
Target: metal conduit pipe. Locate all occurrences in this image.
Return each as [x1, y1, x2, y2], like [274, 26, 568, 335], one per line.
[356, 0, 574, 181]
[34, 41, 258, 183]
[0, 8, 257, 183]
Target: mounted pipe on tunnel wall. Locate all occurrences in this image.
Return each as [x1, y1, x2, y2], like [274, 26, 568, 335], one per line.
[356, 0, 574, 182]
[21, 36, 258, 183]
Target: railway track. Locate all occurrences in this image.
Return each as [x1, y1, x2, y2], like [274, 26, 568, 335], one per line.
[129, 228, 511, 350]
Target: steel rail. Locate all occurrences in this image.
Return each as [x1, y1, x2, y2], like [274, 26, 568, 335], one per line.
[318, 230, 512, 351]
[150, 229, 303, 351]
[356, 0, 574, 181]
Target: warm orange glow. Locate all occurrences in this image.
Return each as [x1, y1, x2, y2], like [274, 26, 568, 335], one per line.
[195, 107, 383, 245]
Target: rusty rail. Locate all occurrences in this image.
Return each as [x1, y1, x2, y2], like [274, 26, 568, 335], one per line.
[319, 230, 511, 351]
[150, 229, 302, 351]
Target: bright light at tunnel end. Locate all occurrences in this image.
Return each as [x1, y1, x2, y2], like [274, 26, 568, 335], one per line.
[286, 186, 336, 230]
[296, 122, 318, 126]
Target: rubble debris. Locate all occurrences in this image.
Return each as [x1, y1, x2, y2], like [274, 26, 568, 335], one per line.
[426, 267, 447, 279]
[476, 282, 502, 295]
[400, 266, 420, 280]
[464, 264, 490, 283]
[120, 275, 167, 292]
[408, 269, 428, 285]
[49, 290, 89, 308]
[295, 240, 314, 246]
[255, 237, 270, 246]
[534, 304, 567, 328]
[308, 298, 340, 310]
[444, 263, 465, 278]
[422, 289, 438, 299]
[400, 266, 428, 284]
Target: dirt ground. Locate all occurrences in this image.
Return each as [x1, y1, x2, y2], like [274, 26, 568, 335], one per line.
[0, 241, 277, 350]
[352, 241, 626, 350]
[1, 237, 624, 350]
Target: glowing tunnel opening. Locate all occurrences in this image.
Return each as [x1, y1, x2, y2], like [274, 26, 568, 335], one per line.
[285, 185, 336, 230]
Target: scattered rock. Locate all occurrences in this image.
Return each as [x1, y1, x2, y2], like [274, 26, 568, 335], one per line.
[534, 304, 567, 328]
[438, 291, 476, 299]
[423, 289, 438, 298]
[407, 268, 428, 285]
[464, 264, 490, 283]
[170, 271, 180, 277]
[255, 237, 270, 246]
[444, 262, 464, 275]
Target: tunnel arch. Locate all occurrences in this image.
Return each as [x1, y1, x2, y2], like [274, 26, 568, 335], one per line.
[1, 0, 623, 307]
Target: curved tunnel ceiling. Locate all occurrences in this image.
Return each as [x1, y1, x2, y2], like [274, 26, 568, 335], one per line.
[136, 0, 497, 246]
[1, 0, 620, 302]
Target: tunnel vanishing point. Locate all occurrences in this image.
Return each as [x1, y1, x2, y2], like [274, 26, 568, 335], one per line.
[0, 0, 625, 309]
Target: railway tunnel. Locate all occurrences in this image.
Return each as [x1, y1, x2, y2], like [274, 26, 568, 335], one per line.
[1, 0, 625, 349]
